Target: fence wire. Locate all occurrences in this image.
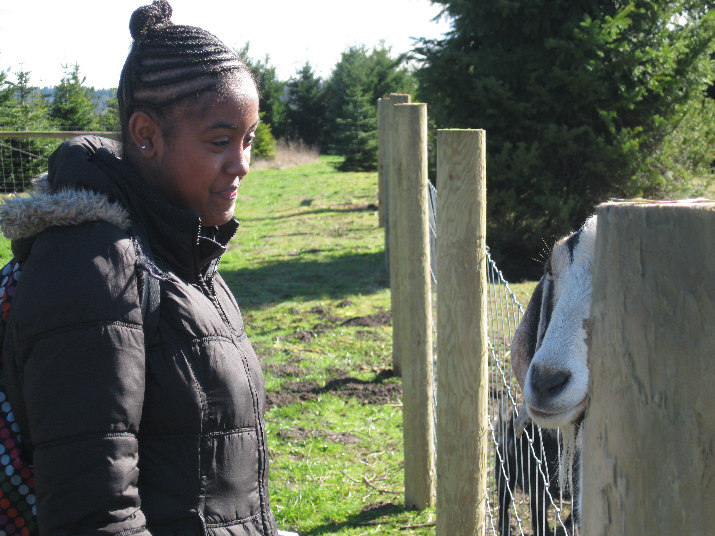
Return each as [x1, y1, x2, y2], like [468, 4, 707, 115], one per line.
[0, 136, 62, 194]
[428, 183, 573, 536]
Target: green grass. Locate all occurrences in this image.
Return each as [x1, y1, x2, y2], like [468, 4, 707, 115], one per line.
[0, 157, 539, 535]
[223, 158, 431, 534]
[222, 158, 537, 534]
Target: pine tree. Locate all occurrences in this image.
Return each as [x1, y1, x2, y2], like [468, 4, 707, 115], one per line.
[324, 44, 415, 170]
[334, 85, 378, 172]
[285, 62, 326, 147]
[13, 69, 36, 106]
[252, 114, 276, 160]
[49, 64, 97, 130]
[415, 1, 715, 279]
[0, 69, 13, 108]
[238, 45, 287, 139]
[96, 93, 120, 133]
[0, 70, 55, 191]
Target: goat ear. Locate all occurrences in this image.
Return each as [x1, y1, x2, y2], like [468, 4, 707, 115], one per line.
[511, 277, 543, 389]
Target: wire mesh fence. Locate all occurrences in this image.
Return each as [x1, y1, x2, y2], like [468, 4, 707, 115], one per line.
[428, 182, 574, 536]
[0, 135, 60, 193]
[0, 132, 117, 194]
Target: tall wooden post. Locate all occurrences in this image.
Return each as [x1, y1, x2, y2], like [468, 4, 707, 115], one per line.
[584, 200, 715, 535]
[393, 103, 435, 510]
[435, 129, 488, 536]
[377, 98, 389, 228]
[385, 93, 411, 375]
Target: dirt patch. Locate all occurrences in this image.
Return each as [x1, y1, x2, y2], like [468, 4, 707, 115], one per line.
[292, 329, 316, 343]
[275, 305, 389, 345]
[266, 380, 321, 408]
[310, 305, 341, 323]
[262, 362, 306, 379]
[321, 373, 400, 405]
[276, 426, 360, 445]
[359, 502, 402, 518]
[280, 322, 335, 343]
[341, 311, 391, 328]
[266, 370, 401, 409]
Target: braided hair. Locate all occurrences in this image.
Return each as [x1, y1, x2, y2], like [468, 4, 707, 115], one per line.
[118, 0, 253, 142]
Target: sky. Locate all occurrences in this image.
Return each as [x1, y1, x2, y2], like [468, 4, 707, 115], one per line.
[0, 0, 451, 89]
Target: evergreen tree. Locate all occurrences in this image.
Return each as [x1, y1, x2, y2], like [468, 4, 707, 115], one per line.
[415, 1, 715, 279]
[334, 84, 378, 172]
[97, 93, 120, 133]
[0, 70, 55, 191]
[13, 69, 36, 106]
[252, 113, 276, 160]
[238, 45, 287, 139]
[0, 69, 13, 108]
[0, 69, 50, 129]
[324, 44, 415, 170]
[284, 62, 326, 147]
[49, 63, 97, 130]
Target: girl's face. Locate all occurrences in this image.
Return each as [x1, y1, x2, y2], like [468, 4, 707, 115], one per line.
[149, 73, 260, 227]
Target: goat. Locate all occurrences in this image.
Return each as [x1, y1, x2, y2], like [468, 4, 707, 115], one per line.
[495, 410, 576, 536]
[509, 214, 597, 533]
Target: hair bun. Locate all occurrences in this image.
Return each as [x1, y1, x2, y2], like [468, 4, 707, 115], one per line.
[129, 0, 173, 39]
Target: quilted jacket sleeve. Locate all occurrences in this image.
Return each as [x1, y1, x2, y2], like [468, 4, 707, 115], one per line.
[4, 222, 152, 536]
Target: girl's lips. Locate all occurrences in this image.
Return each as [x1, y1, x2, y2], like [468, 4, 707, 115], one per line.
[217, 186, 238, 200]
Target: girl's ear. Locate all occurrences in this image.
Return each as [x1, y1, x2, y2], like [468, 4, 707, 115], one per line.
[128, 111, 161, 158]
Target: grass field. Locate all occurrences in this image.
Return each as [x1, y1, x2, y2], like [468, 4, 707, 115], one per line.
[0, 157, 540, 534]
[224, 157, 431, 534]
[219, 157, 537, 535]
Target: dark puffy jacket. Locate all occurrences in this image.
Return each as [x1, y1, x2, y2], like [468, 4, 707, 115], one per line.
[0, 137, 276, 536]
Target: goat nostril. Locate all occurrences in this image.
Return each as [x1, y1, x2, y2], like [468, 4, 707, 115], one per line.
[531, 367, 571, 398]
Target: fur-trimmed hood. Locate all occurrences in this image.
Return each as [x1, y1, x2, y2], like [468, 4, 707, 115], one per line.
[0, 174, 132, 242]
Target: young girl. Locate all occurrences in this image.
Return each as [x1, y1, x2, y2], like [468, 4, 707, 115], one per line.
[0, 1, 276, 534]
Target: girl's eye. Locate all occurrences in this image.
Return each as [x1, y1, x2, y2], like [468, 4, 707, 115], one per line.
[245, 132, 256, 146]
[212, 138, 230, 148]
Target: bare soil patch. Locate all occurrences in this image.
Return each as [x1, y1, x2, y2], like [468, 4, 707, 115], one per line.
[263, 362, 306, 378]
[266, 370, 401, 409]
[340, 311, 391, 328]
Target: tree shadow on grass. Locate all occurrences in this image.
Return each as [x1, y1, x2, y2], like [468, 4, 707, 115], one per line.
[245, 202, 379, 223]
[302, 502, 417, 536]
[221, 251, 389, 307]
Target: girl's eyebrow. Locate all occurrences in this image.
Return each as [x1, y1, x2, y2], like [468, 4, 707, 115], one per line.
[204, 120, 238, 131]
[204, 118, 261, 132]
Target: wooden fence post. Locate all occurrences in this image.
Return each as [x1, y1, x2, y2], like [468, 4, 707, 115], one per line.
[435, 129, 488, 536]
[377, 98, 389, 229]
[385, 93, 411, 375]
[584, 200, 715, 535]
[393, 103, 435, 510]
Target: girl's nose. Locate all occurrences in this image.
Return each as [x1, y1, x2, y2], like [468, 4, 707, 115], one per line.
[226, 146, 251, 176]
